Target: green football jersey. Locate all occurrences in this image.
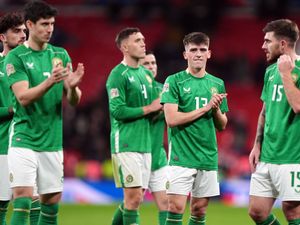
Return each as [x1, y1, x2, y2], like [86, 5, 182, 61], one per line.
[260, 61, 300, 164]
[5, 43, 71, 151]
[161, 70, 228, 170]
[106, 63, 158, 154]
[0, 54, 13, 155]
[150, 81, 167, 171]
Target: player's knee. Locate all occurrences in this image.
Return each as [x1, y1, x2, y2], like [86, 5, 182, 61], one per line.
[282, 201, 300, 220]
[126, 193, 143, 209]
[191, 202, 208, 216]
[168, 200, 185, 214]
[248, 206, 268, 222]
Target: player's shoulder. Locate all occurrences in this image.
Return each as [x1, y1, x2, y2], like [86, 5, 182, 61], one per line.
[166, 70, 188, 83]
[6, 44, 29, 58]
[205, 72, 225, 86]
[265, 63, 277, 73]
[46, 43, 68, 55]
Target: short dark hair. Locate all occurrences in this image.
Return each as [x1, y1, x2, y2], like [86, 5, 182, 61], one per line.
[24, 0, 57, 23]
[263, 19, 299, 47]
[183, 32, 210, 48]
[0, 12, 24, 34]
[115, 27, 140, 49]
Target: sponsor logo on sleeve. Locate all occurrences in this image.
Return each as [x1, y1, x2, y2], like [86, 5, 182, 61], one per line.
[110, 88, 119, 99]
[6, 64, 15, 76]
[145, 74, 152, 84]
[162, 83, 169, 93]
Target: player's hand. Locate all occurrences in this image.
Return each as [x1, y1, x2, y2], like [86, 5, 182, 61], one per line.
[278, 54, 294, 79]
[249, 146, 260, 173]
[50, 62, 68, 84]
[149, 98, 163, 112]
[65, 63, 84, 88]
[207, 93, 227, 110]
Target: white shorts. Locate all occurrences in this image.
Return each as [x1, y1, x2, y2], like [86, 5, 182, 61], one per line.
[148, 166, 168, 192]
[166, 166, 220, 198]
[250, 162, 300, 201]
[0, 155, 12, 200]
[112, 152, 151, 189]
[8, 147, 64, 195]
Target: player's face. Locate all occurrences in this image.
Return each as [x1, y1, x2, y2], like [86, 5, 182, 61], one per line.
[0, 24, 26, 50]
[262, 31, 282, 63]
[140, 54, 157, 77]
[123, 32, 146, 59]
[184, 43, 211, 71]
[29, 17, 55, 44]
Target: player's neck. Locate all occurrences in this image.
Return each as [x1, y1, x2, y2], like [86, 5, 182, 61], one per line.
[122, 55, 139, 68]
[1, 46, 10, 56]
[186, 67, 206, 78]
[26, 38, 47, 51]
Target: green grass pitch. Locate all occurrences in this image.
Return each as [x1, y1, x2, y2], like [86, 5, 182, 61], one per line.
[7, 201, 285, 225]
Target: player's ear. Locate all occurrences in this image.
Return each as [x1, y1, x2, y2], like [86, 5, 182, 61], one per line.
[0, 33, 6, 43]
[183, 51, 187, 60]
[207, 50, 212, 59]
[25, 20, 33, 31]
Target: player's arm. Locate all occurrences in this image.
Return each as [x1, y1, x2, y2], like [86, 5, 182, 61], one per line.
[11, 65, 67, 107]
[164, 103, 211, 127]
[249, 104, 266, 172]
[212, 108, 227, 131]
[0, 106, 13, 119]
[63, 63, 84, 106]
[278, 54, 300, 113]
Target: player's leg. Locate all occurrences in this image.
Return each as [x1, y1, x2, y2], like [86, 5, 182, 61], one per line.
[36, 151, 63, 225]
[149, 166, 168, 225]
[0, 155, 12, 225]
[249, 162, 280, 224]
[189, 170, 220, 225]
[111, 152, 151, 225]
[30, 195, 40, 225]
[8, 148, 37, 225]
[282, 201, 300, 225]
[166, 166, 197, 225]
[277, 164, 300, 225]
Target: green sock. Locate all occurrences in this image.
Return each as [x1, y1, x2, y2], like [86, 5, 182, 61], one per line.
[188, 215, 206, 225]
[165, 212, 183, 225]
[112, 203, 124, 225]
[159, 211, 167, 225]
[0, 201, 9, 225]
[10, 197, 31, 225]
[30, 199, 40, 225]
[288, 218, 300, 225]
[256, 214, 281, 225]
[123, 208, 139, 225]
[38, 203, 59, 225]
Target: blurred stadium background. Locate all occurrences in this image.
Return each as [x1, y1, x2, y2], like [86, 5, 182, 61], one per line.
[1, 0, 300, 223]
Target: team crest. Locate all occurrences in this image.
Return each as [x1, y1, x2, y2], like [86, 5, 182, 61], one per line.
[162, 83, 169, 93]
[291, 73, 298, 83]
[211, 87, 218, 94]
[6, 64, 15, 76]
[126, 175, 134, 183]
[52, 57, 63, 67]
[145, 74, 152, 84]
[110, 88, 119, 99]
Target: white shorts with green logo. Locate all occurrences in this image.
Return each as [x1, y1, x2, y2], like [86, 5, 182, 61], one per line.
[112, 152, 151, 189]
[166, 166, 220, 198]
[8, 147, 64, 195]
[149, 166, 167, 192]
[250, 162, 300, 201]
[0, 155, 12, 200]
